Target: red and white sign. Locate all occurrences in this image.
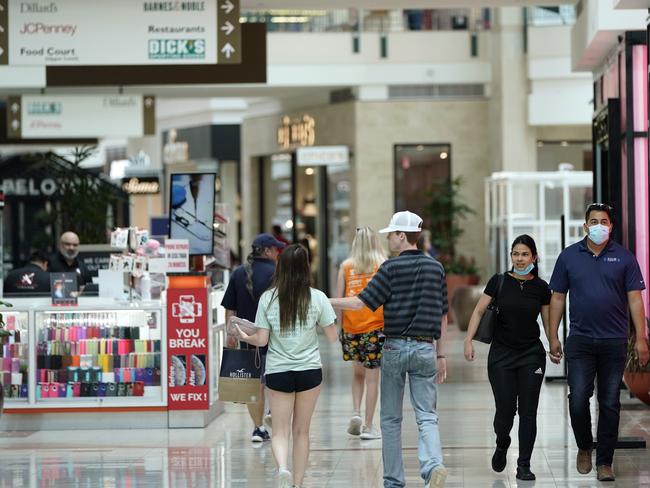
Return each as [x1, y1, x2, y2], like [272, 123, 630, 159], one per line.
[167, 287, 209, 410]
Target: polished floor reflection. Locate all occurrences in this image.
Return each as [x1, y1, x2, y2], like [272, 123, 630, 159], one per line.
[1, 326, 649, 487]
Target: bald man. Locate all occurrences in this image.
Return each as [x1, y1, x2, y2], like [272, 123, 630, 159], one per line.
[49, 231, 90, 291]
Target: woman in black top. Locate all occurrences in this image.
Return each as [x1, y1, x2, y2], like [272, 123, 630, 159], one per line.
[464, 235, 561, 481]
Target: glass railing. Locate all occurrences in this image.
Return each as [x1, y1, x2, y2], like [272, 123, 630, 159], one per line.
[240, 8, 492, 33]
[529, 6, 576, 26]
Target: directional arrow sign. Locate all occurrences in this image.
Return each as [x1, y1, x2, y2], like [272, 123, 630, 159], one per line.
[221, 43, 235, 59]
[217, 0, 240, 63]
[220, 0, 234, 14]
[221, 21, 234, 36]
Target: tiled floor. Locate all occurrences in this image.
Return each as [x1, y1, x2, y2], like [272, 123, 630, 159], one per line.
[1, 326, 650, 487]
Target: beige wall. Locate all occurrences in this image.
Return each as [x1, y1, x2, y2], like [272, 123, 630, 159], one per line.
[355, 100, 490, 274]
[241, 98, 491, 275]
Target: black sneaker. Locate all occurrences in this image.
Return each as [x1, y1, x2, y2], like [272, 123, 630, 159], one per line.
[251, 426, 270, 442]
[491, 447, 508, 472]
[516, 466, 536, 481]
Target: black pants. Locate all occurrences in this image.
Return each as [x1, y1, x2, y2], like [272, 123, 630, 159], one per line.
[488, 341, 546, 468]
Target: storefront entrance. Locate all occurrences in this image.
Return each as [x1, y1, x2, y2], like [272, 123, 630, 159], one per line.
[259, 153, 351, 294]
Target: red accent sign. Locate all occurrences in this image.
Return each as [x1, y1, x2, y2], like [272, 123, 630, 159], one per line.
[167, 287, 209, 410]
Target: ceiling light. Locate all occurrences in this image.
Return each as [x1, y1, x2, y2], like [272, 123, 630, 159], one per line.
[305, 167, 314, 176]
[416, 145, 424, 151]
[285, 219, 294, 229]
[560, 141, 569, 147]
[440, 152, 448, 160]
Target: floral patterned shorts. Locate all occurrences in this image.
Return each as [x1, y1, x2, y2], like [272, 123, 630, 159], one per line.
[340, 329, 385, 369]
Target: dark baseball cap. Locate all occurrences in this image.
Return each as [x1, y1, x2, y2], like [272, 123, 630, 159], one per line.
[252, 233, 286, 250]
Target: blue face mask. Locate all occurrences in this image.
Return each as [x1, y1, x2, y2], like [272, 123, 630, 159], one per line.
[588, 224, 610, 245]
[513, 263, 535, 276]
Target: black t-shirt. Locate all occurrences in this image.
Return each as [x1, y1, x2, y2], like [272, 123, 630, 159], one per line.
[221, 258, 276, 321]
[484, 273, 551, 349]
[4, 264, 51, 294]
[48, 252, 89, 288]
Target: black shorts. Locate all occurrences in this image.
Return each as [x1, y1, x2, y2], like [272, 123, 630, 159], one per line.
[265, 368, 322, 393]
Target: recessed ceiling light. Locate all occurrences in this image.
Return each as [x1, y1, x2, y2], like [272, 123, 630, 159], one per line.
[416, 145, 424, 151]
[440, 152, 448, 160]
[561, 141, 569, 147]
[305, 167, 314, 176]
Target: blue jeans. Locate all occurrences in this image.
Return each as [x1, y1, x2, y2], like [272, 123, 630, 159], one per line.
[565, 334, 627, 467]
[380, 338, 444, 488]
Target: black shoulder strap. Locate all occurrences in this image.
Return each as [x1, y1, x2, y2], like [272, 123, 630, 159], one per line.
[493, 273, 505, 306]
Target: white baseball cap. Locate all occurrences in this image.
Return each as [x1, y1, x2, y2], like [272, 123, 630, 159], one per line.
[379, 211, 423, 233]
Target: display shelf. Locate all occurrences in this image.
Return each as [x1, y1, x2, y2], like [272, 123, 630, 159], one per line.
[34, 308, 163, 404]
[0, 311, 30, 403]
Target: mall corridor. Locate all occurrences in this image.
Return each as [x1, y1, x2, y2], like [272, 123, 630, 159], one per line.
[0, 326, 649, 487]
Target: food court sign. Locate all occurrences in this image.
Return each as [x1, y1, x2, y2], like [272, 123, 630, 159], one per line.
[0, 0, 241, 66]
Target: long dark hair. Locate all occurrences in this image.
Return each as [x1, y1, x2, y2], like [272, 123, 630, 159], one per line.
[243, 245, 265, 299]
[269, 244, 311, 333]
[511, 234, 539, 276]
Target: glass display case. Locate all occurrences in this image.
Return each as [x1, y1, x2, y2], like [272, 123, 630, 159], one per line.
[34, 307, 164, 404]
[0, 311, 30, 403]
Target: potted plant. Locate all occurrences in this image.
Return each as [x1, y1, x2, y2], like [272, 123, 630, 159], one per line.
[623, 321, 650, 406]
[425, 177, 480, 323]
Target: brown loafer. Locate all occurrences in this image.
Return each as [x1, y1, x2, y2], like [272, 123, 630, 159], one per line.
[576, 448, 593, 474]
[597, 465, 615, 482]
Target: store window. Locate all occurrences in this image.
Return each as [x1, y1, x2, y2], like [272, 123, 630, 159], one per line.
[536, 141, 592, 172]
[394, 143, 451, 232]
[259, 154, 351, 295]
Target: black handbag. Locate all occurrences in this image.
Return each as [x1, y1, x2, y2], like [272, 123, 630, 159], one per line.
[473, 273, 505, 344]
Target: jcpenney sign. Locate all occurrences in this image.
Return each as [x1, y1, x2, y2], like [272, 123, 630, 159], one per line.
[19, 22, 77, 36]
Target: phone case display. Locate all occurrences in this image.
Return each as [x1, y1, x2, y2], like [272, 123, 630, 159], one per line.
[0, 312, 29, 400]
[35, 310, 162, 401]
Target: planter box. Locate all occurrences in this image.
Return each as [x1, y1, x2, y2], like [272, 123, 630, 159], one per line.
[446, 274, 479, 324]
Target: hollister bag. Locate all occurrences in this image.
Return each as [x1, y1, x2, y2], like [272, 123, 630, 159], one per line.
[218, 347, 263, 404]
[473, 273, 505, 344]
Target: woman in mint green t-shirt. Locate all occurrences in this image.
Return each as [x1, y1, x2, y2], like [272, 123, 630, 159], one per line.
[236, 244, 338, 488]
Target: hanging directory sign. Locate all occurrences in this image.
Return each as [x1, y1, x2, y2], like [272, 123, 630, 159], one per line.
[2, 0, 240, 66]
[6, 94, 155, 138]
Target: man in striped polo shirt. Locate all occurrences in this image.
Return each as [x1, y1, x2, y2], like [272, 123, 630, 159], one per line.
[331, 211, 448, 488]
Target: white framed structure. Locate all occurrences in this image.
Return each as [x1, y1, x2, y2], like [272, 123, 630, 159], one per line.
[485, 171, 593, 281]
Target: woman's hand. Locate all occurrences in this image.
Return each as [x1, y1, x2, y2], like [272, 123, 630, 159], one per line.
[234, 324, 251, 342]
[463, 338, 475, 361]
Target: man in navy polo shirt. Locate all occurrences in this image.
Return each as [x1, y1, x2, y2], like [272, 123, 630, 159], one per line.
[548, 203, 649, 482]
[222, 233, 285, 443]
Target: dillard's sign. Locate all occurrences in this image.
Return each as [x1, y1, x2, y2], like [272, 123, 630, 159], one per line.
[277, 115, 315, 150]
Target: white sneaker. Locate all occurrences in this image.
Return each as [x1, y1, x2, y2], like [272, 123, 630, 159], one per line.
[360, 425, 381, 440]
[347, 415, 362, 436]
[277, 468, 292, 488]
[424, 466, 448, 488]
[264, 411, 273, 430]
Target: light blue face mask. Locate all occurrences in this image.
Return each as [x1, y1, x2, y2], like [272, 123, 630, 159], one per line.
[588, 224, 610, 245]
[513, 263, 535, 276]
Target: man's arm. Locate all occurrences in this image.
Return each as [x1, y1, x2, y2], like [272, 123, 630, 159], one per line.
[330, 296, 364, 310]
[436, 313, 448, 384]
[628, 290, 649, 366]
[548, 292, 566, 359]
[225, 309, 237, 347]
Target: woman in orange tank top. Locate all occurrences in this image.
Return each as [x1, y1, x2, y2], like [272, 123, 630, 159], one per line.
[335, 226, 386, 440]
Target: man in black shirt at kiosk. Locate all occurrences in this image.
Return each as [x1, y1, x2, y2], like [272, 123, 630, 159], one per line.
[49, 231, 90, 292]
[4, 251, 50, 294]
